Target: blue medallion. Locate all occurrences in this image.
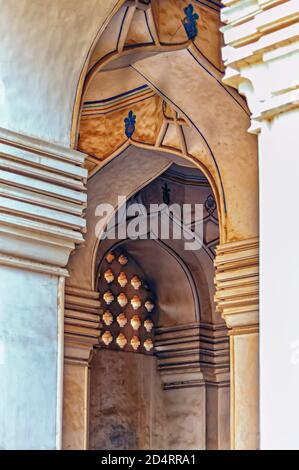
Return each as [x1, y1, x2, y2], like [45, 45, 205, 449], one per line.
[124, 110, 136, 139]
[183, 4, 199, 41]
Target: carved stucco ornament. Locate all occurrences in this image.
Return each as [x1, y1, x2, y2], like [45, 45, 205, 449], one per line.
[131, 295, 141, 310]
[118, 271, 128, 288]
[102, 310, 113, 326]
[104, 269, 114, 284]
[106, 252, 115, 264]
[118, 292, 128, 307]
[144, 338, 154, 352]
[131, 314, 141, 331]
[118, 254, 128, 266]
[124, 110, 136, 139]
[131, 335, 140, 351]
[145, 300, 154, 312]
[144, 318, 154, 333]
[103, 290, 114, 305]
[131, 275, 141, 290]
[102, 331, 113, 346]
[117, 313, 127, 328]
[116, 333, 127, 349]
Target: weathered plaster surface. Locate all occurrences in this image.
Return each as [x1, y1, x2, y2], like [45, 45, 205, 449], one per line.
[89, 349, 167, 450]
[0, 0, 122, 145]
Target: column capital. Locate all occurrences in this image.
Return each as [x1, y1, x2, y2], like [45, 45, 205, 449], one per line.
[214, 238, 259, 330]
[64, 285, 101, 364]
[0, 127, 87, 270]
[221, 0, 299, 131]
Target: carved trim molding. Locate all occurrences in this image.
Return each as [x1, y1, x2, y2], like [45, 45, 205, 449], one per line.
[221, 0, 299, 128]
[155, 322, 229, 389]
[214, 237, 259, 330]
[64, 286, 101, 364]
[0, 127, 87, 268]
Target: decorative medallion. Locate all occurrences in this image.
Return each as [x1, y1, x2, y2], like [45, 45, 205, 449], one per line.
[102, 331, 113, 346]
[131, 275, 141, 290]
[131, 335, 140, 351]
[102, 310, 113, 326]
[117, 313, 127, 328]
[144, 318, 154, 333]
[124, 110, 136, 139]
[118, 271, 128, 288]
[144, 338, 154, 352]
[116, 333, 127, 349]
[118, 254, 128, 266]
[118, 292, 128, 307]
[105, 252, 115, 264]
[145, 300, 154, 313]
[131, 295, 141, 310]
[104, 269, 114, 284]
[183, 4, 199, 41]
[131, 314, 141, 331]
[204, 194, 217, 216]
[103, 290, 114, 305]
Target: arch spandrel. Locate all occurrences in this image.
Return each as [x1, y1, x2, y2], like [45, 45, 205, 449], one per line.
[131, 48, 258, 242]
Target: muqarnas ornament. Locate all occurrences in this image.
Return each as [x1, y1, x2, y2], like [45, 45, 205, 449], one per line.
[106, 252, 115, 264]
[145, 300, 154, 312]
[131, 314, 141, 331]
[116, 333, 127, 349]
[118, 254, 128, 266]
[102, 310, 113, 326]
[104, 269, 114, 284]
[131, 275, 141, 290]
[118, 292, 128, 307]
[131, 295, 141, 310]
[118, 272, 128, 288]
[117, 313, 127, 328]
[144, 318, 154, 333]
[103, 290, 114, 305]
[102, 331, 113, 346]
[144, 338, 153, 352]
[131, 335, 140, 351]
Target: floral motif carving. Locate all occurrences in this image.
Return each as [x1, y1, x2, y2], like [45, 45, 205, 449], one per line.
[131, 295, 141, 310]
[103, 290, 114, 305]
[131, 314, 141, 331]
[102, 310, 113, 326]
[102, 331, 113, 346]
[118, 272, 128, 288]
[131, 335, 140, 351]
[116, 333, 127, 349]
[118, 292, 128, 307]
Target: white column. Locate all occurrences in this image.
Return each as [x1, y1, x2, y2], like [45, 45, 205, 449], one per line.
[221, 0, 299, 450]
[0, 128, 87, 449]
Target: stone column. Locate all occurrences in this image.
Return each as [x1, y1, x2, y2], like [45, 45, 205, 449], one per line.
[0, 127, 87, 449]
[63, 286, 101, 450]
[221, 0, 299, 449]
[215, 239, 259, 450]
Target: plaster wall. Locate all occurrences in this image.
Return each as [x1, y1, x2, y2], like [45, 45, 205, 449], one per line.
[0, 0, 121, 145]
[89, 349, 167, 450]
[89, 349, 207, 450]
[0, 265, 60, 449]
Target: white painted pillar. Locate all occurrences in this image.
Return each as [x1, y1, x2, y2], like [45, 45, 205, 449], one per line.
[221, 0, 299, 450]
[0, 128, 87, 449]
